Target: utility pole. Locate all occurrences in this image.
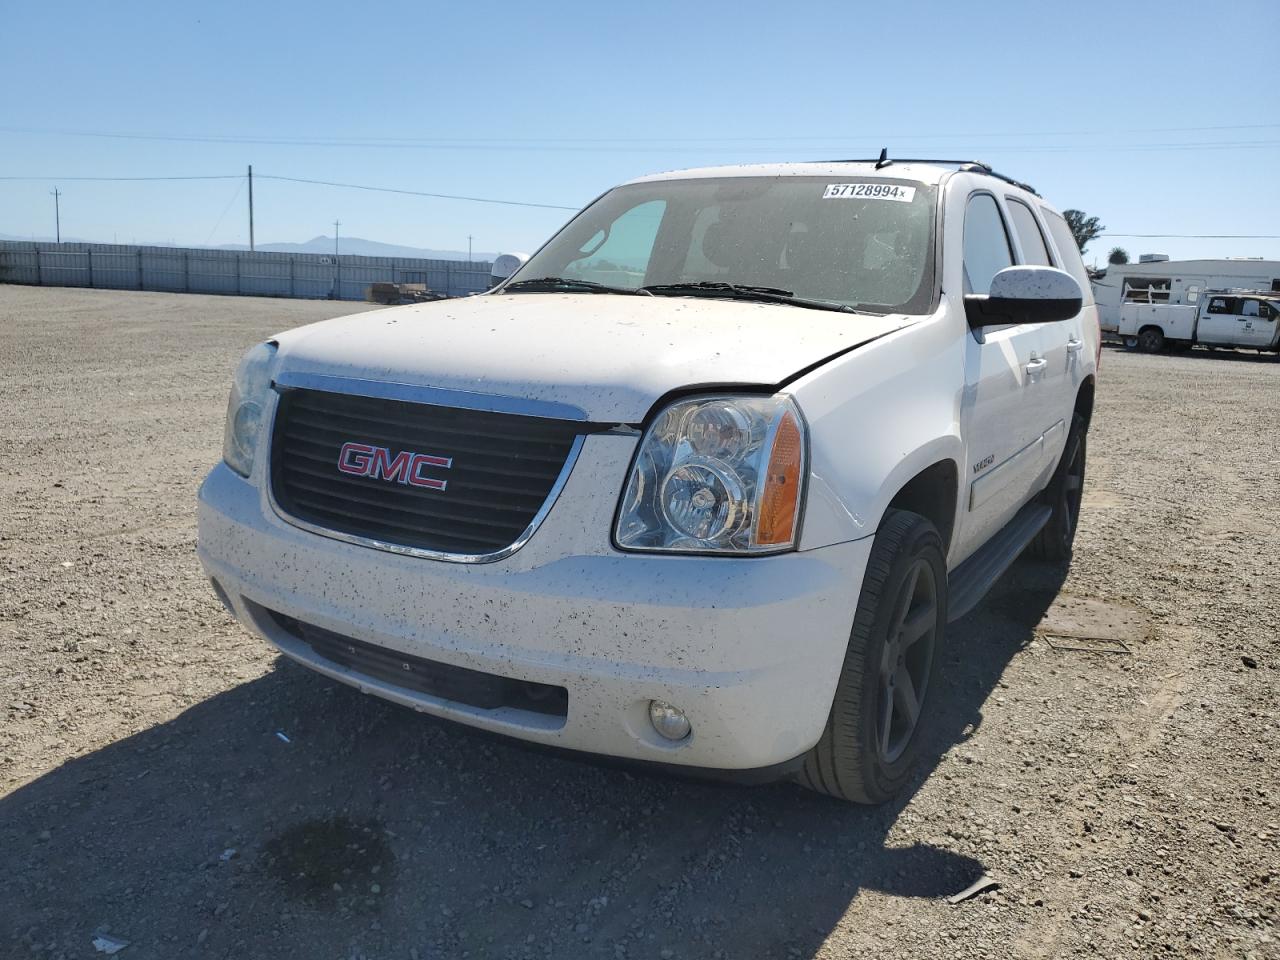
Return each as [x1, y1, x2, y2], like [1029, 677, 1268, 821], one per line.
[467, 234, 472, 262]
[247, 165, 255, 252]
[333, 219, 340, 257]
[51, 187, 61, 244]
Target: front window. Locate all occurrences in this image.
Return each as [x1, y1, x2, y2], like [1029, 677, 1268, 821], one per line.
[509, 176, 938, 314]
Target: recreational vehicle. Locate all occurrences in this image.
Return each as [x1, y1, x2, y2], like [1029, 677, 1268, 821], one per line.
[1092, 257, 1280, 333]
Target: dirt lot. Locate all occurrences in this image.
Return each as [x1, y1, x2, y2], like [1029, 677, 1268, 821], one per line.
[1, 285, 1276, 960]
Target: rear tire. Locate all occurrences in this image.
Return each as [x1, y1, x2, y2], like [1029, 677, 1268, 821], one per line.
[798, 510, 947, 804]
[1137, 327, 1165, 353]
[1031, 412, 1087, 561]
[1123, 336, 1138, 350]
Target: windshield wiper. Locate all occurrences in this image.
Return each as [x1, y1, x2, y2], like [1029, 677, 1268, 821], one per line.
[640, 281, 858, 314]
[503, 276, 645, 295]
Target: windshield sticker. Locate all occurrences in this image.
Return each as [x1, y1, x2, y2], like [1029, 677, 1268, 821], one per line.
[823, 183, 916, 203]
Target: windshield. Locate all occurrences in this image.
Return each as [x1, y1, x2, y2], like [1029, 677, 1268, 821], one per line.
[506, 176, 938, 314]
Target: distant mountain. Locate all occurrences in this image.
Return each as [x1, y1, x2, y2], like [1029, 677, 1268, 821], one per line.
[216, 236, 498, 262]
[0, 232, 91, 244]
[0, 232, 497, 262]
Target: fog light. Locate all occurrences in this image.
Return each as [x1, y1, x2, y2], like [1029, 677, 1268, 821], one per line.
[649, 700, 691, 741]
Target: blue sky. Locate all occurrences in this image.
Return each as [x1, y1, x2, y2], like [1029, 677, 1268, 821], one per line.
[3, 0, 1277, 265]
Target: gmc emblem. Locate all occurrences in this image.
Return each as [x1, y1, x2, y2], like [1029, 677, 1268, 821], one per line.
[337, 442, 452, 491]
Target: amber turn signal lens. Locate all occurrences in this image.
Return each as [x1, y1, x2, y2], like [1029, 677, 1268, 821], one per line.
[755, 410, 803, 547]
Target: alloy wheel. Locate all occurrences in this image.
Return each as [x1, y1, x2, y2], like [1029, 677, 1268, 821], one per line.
[875, 558, 940, 763]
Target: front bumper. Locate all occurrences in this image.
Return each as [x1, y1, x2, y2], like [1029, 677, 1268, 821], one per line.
[196, 434, 871, 771]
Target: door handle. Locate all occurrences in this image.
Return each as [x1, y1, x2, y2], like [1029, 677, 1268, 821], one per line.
[1066, 338, 1085, 353]
[1024, 357, 1047, 377]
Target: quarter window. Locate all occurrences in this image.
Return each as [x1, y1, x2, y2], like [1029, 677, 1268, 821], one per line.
[963, 194, 1013, 295]
[1040, 208, 1094, 304]
[1006, 199, 1053, 266]
[562, 200, 667, 289]
[1207, 297, 1235, 315]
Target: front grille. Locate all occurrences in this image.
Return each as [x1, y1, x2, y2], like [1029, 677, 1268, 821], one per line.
[270, 387, 593, 557]
[263, 606, 568, 718]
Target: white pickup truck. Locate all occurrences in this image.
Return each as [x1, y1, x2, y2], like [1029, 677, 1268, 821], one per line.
[1119, 291, 1280, 354]
[198, 159, 1100, 804]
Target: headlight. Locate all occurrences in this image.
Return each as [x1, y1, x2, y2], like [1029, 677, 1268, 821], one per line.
[615, 394, 807, 554]
[222, 341, 278, 478]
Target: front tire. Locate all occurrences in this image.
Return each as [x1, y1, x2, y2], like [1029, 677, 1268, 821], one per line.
[799, 510, 946, 804]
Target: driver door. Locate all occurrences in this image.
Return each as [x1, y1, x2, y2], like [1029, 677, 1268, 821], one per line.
[1236, 298, 1279, 347]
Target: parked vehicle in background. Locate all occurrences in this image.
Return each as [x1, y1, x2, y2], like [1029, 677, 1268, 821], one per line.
[198, 158, 1099, 804]
[365, 282, 448, 305]
[1119, 291, 1280, 354]
[489, 252, 528, 289]
[1092, 256, 1280, 335]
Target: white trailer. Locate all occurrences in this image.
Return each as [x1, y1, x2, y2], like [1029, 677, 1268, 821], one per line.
[1092, 258, 1280, 333]
[1118, 291, 1280, 354]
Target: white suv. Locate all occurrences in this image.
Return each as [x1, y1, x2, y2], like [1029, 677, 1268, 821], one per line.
[198, 159, 1099, 804]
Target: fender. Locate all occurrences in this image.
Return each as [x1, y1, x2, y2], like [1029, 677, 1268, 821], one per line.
[789, 303, 966, 556]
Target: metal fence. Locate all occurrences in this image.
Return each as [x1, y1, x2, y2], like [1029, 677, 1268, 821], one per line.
[0, 241, 494, 300]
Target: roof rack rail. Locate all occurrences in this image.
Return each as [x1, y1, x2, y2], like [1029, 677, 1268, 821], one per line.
[824, 157, 1040, 197]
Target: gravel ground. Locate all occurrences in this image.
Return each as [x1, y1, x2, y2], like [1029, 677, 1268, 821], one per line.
[1, 285, 1276, 960]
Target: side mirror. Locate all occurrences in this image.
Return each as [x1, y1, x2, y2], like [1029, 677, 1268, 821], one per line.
[490, 252, 528, 288]
[965, 265, 1082, 328]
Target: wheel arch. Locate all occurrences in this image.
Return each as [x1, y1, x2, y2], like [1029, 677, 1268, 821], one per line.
[881, 459, 960, 555]
[1074, 375, 1096, 430]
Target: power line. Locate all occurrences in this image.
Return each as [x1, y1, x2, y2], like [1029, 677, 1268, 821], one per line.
[4, 172, 1277, 237]
[0, 174, 240, 182]
[1100, 233, 1280, 239]
[3, 122, 1280, 147]
[0, 171, 579, 209]
[202, 177, 246, 246]
[0, 136, 1274, 155]
[255, 174, 579, 210]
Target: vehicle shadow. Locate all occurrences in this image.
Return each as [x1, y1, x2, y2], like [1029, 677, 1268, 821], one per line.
[2, 560, 1067, 960]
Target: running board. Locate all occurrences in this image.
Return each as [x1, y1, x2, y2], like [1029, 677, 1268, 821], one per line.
[946, 503, 1052, 623]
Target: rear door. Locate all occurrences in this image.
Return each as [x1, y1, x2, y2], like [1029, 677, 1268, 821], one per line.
[956, 192, 1058, 560]
[1005, 197, 1075, 467]
[1198, 296, 1239, 344]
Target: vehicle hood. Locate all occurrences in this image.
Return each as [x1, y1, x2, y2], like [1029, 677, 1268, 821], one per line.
[273, 293, 916, 423]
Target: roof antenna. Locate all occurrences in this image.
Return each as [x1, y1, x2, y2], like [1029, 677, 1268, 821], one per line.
[875, 147, 891, 170]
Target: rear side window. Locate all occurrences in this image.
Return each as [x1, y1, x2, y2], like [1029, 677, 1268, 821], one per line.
[962, 194, 1013, 295]
[1041, 208, 1095, 305]
[1006, 199, 1053, 266]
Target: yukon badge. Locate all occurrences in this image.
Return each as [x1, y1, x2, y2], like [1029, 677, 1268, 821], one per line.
[337, 441, 452, 491]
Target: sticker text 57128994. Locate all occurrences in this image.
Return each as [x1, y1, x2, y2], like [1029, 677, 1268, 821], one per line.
[823, 183, 917, 203]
